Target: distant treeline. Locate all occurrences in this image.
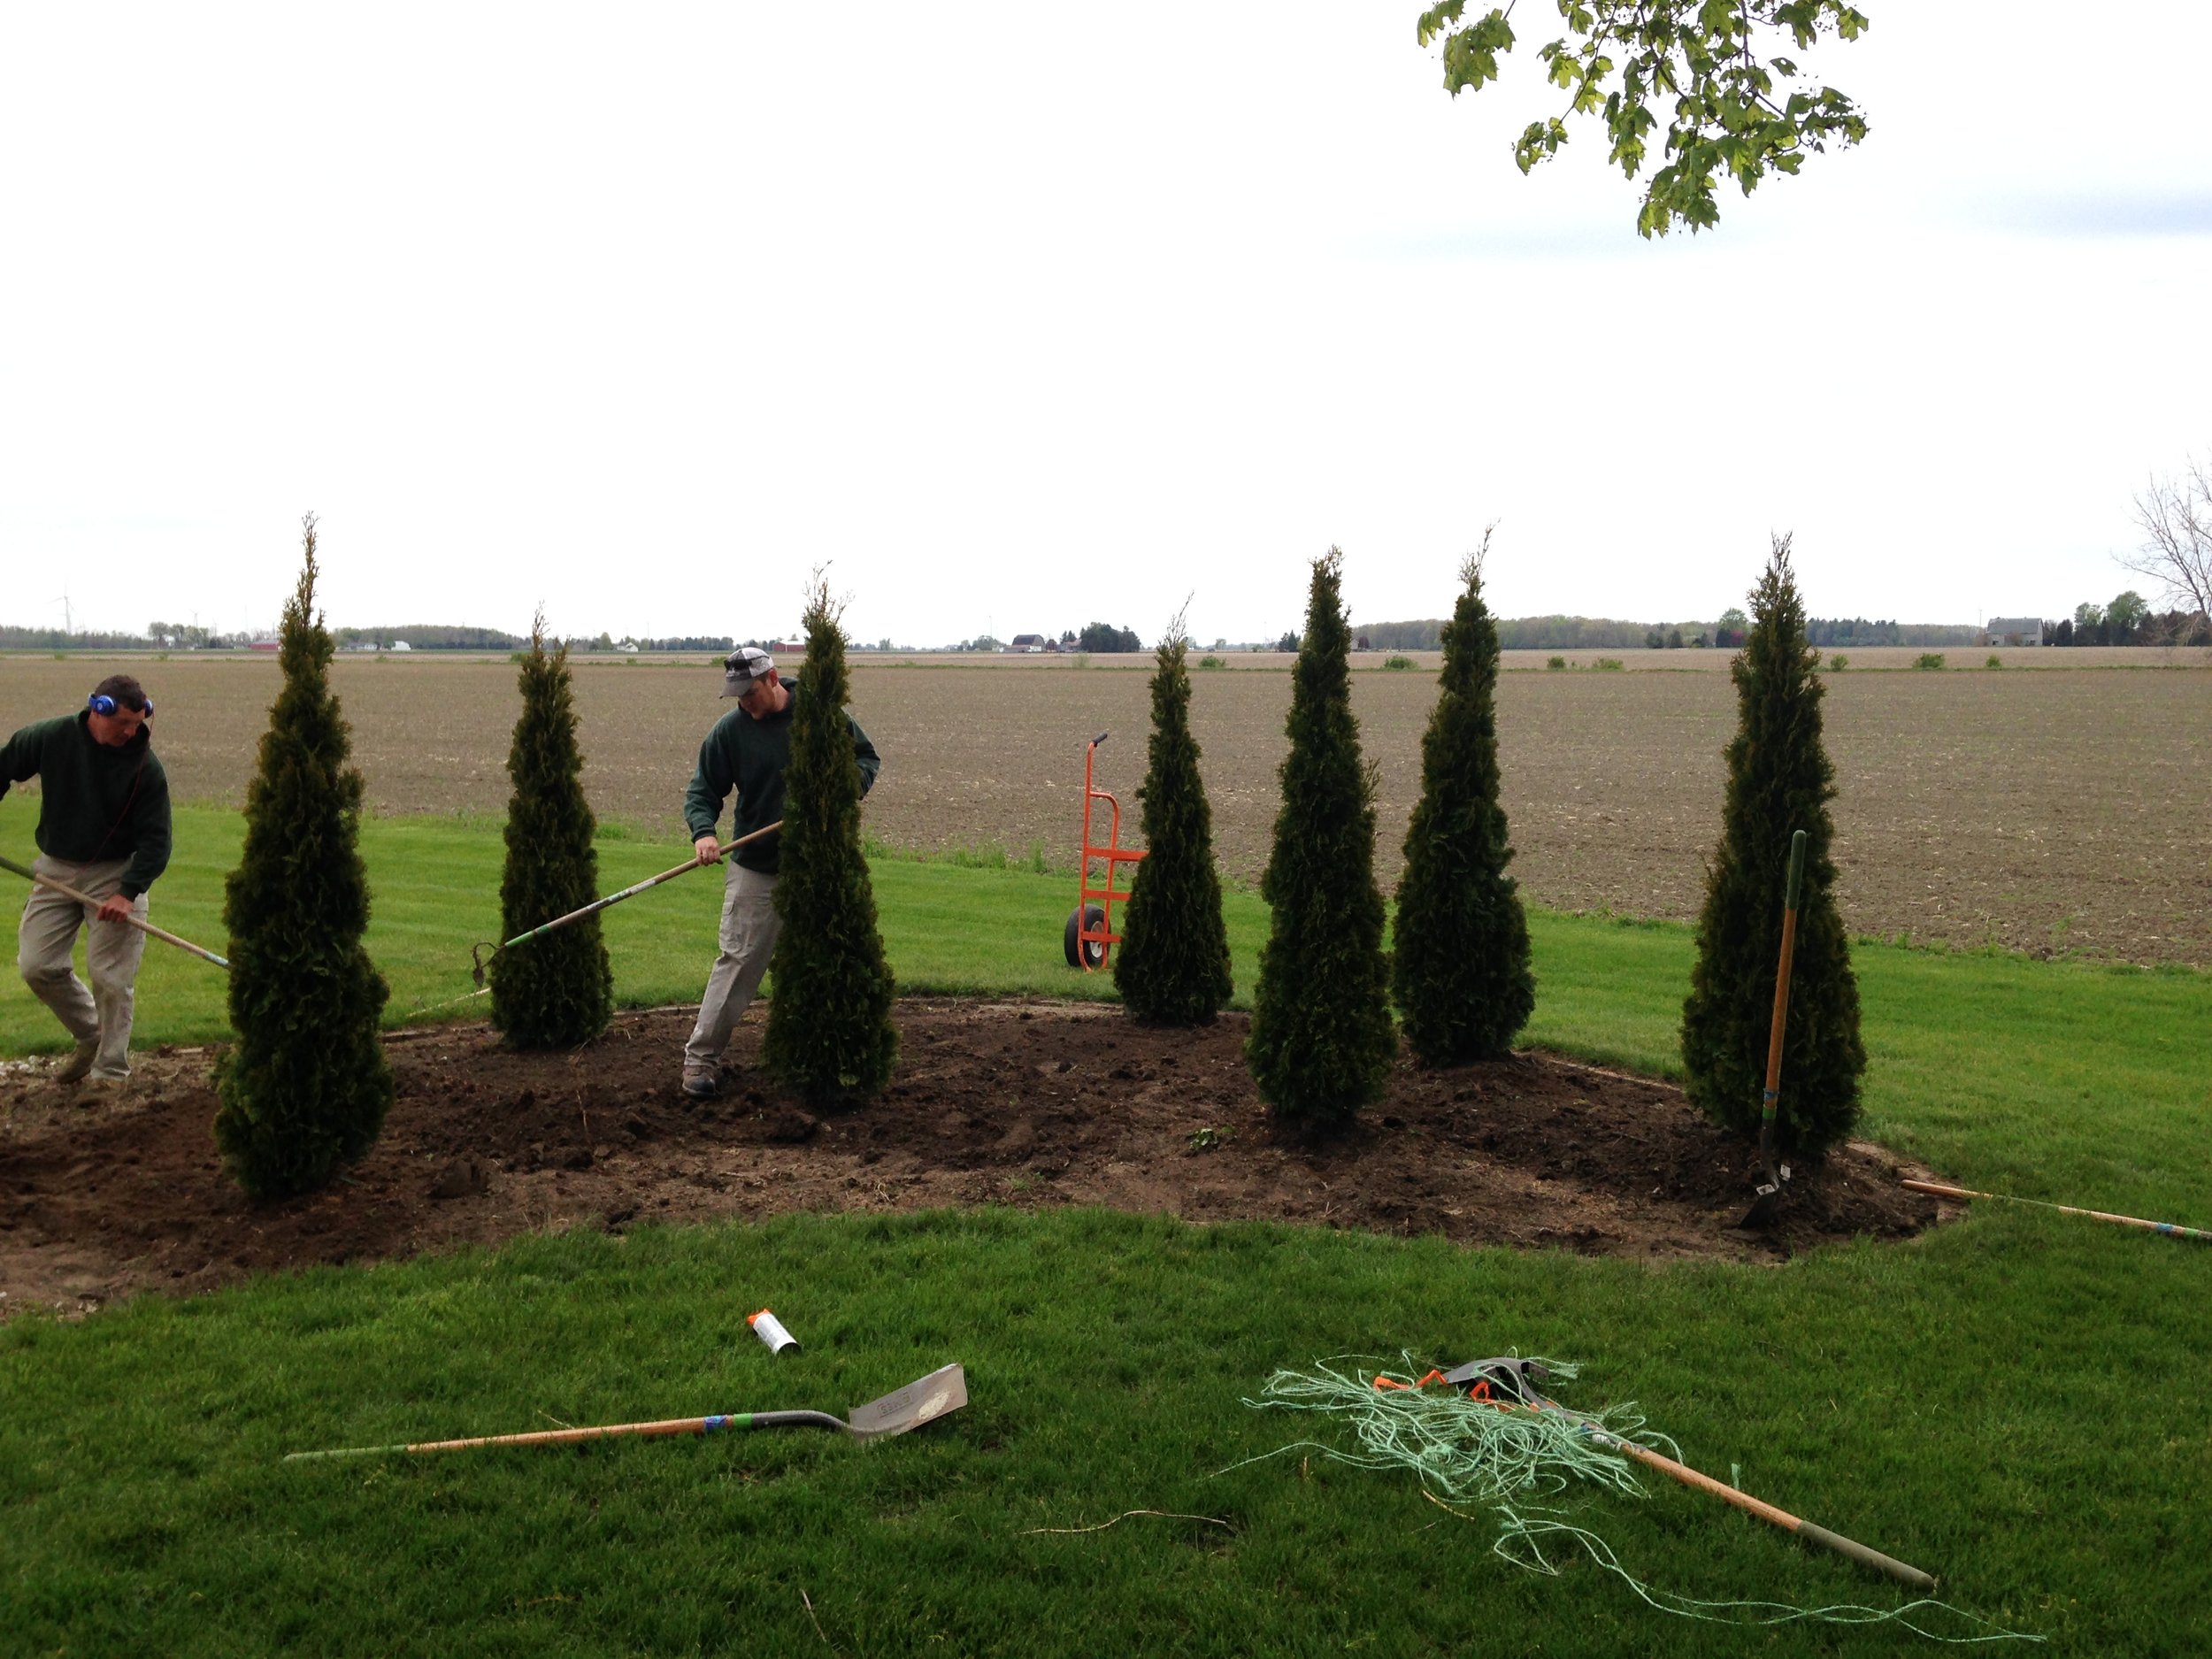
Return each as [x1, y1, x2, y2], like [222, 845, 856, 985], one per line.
[334, 625, 526, 649]
[2046, 593, 2212, 646]
[1804, 618, 1980, 648]
[0, 626, 166, 650]
[23, 607, 2204, 657]
[6, 622, 810, 656]
[1358, 617, 1671, 650]
[1356, 615, 1981, 650]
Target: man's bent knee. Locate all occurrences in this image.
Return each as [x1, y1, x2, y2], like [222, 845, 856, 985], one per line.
[21, 964, 75, 992]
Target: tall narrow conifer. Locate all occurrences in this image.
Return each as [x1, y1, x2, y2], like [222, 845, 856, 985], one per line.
[1246, 549, 1395, 1128]
[214, 515, 395, 1199]
[490, 612, 612, 1048]
[1392, 537, 1534, 1062]
[1114, 605, 1233, 1024]
[1681, 534, 1866, 1156]
[763, 579, 897, 1107]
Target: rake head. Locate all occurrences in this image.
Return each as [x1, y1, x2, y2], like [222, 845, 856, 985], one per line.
[470, 941, 496, 988]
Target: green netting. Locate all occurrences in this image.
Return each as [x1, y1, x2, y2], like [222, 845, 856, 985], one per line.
[1226, 1354, 2041, 1645]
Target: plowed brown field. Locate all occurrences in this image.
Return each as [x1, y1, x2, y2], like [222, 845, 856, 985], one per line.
[4, 649, 2207, 964]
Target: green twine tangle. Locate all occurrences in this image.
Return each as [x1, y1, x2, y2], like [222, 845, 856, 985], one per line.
[1223, 1353, 1668, 1505]
[1225, 1354, 2042, 1646]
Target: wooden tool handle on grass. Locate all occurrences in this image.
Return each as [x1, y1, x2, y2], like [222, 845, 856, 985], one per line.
[1903, 1179, 2211, 1243]
[286, 1407, 849, 1460]
[1601, 1432, 1937, 1592]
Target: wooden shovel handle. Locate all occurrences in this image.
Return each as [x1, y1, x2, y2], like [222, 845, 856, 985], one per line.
[1762, 830, 1809, 1116]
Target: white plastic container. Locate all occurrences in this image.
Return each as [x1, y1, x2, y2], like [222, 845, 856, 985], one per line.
[748, 1308, 800, 1356]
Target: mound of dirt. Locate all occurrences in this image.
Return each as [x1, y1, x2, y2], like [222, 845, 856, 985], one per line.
[0, 1000, 1939, 1319]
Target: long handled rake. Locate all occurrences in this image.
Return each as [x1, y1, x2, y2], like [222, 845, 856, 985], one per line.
[470, 819, 781, 987]
[0, 852, 229, 970]
[1903, 1179, 2209, 1243]
[285, 1362, 966, 1462]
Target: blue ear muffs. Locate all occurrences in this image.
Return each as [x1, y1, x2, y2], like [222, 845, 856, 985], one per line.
[88, 693, 152, 718]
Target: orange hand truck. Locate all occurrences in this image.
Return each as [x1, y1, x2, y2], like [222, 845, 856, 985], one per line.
[1064, 731, 1146, 970]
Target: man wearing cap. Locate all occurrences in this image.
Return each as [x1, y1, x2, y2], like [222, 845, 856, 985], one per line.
[679, 646, 879, 1099]
[1, 674, 173, 1088]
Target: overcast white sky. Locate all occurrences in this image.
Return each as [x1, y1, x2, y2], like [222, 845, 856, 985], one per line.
[4, 3, 2209, 647]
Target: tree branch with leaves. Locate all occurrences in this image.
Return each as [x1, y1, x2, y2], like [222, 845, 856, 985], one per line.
[1416, 0, 1871, 237]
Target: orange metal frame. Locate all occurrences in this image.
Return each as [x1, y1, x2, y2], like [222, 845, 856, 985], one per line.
[1076, 732, 1146, 971]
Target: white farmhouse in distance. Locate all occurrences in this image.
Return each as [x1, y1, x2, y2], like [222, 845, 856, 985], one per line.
[1983, 617, 2044, 646]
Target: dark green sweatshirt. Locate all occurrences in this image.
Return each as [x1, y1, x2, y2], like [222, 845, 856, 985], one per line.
[683, 688, 879, 874]
[0, 712, 174, 897]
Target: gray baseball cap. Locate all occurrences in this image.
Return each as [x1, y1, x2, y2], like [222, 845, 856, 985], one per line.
[721, 646, 775, 696]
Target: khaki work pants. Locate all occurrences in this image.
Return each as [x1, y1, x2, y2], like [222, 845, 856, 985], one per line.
[683, 863, 781, 1073]
[18, 854, 148, 1079]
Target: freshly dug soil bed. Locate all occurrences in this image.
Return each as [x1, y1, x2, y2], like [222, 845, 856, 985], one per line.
[0, 1000, 1939, 1319]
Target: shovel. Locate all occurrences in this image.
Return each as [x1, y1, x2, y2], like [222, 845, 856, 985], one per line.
[0, 852, 230, 970]
[285, 1362, 967, 1462]
[1737, 828, 1808, 1230]
[471, 819, 781, 987]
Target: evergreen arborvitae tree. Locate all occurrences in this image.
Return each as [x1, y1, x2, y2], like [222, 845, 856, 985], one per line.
[1246, 549, 1396, 1129]
[489, 612, 612, 1048]
[214, 515, 395, 1199]
[1391, 538, 1534, 1063]
[1681, 534, 1866, 1157]
[1114, 606, 1233, 1025]
[762, 579, 897, 1107]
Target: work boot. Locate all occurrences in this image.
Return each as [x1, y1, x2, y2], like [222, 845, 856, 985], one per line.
[52, 1041, 100, 1085]
[681, 1066, 722, 1102]
[76, 1073, 129, 1102]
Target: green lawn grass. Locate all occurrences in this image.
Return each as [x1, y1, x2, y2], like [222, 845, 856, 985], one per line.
[4, 810, 2208, 1654]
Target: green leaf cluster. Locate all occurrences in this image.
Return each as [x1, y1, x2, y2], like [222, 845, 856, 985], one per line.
[1246, 550, 1395, 1129]
[488, 615, 611, 1048]
[1416, 0, 1871, 236]
[213, 516, 395, 1199]
[1680, 534, 1865, 1157]
[1114, 617, 1233, 1025]
[763, 580, 898, 1108]
[1392, 543, 1534, 1064]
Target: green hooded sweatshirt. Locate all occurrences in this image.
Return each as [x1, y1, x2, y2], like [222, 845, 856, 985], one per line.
[683, 688, 879, 874]
[0, 712, 174, 898]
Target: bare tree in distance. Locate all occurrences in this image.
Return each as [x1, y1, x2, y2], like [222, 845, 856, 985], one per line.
[2127, 456, 2212, 631]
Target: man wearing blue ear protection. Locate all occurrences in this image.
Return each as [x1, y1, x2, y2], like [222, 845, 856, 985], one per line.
[0, 673, 173, 1089]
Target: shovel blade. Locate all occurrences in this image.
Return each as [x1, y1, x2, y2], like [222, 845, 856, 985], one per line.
[1735, 1159, 1793, 1230]
[1736, 1186, 1782, 1229]
[847, 1363, 967, 1440]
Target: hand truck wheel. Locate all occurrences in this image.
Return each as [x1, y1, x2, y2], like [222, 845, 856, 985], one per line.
[1064, 903, 1106, 969]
